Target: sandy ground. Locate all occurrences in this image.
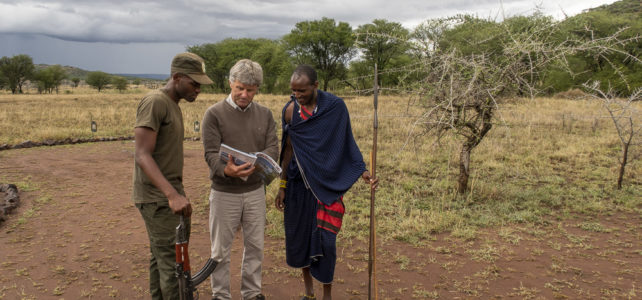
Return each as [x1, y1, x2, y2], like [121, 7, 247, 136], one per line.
[0, 141, 640, 299]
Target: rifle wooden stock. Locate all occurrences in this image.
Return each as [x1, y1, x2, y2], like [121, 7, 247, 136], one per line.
[176, 216, 218, 300]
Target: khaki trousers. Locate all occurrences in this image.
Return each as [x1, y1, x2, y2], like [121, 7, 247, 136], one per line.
[209, 187, 265, 300]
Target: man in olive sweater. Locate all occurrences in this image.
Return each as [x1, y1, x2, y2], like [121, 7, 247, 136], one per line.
[201, 59, 278, 300]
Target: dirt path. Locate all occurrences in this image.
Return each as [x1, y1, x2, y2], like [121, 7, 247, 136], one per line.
[0, 141, 640, 299]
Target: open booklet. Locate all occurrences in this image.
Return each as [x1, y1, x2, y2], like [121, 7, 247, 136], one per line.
[219, 143, 282, 185]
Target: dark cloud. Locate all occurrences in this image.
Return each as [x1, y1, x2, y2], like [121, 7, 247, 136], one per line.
[0, 0, 617, 73]
[0, 33, 185, 73]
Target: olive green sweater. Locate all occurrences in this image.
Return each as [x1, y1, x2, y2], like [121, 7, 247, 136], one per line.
[202, 97, 279, 193]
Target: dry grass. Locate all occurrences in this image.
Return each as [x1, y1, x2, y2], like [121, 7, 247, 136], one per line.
[1, 88, 640, 245]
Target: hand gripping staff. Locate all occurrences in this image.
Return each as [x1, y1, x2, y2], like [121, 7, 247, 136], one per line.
[176, 215, 218, 300]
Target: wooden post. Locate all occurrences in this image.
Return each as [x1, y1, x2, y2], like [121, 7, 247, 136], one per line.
[368, 64, 379, 300]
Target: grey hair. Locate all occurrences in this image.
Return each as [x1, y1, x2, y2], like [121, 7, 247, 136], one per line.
[229, 59, 263, 86]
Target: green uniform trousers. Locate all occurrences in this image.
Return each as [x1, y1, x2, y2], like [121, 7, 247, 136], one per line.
[137, 202, 190, 300]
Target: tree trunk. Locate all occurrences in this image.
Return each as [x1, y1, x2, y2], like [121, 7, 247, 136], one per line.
[617, 143, 629, 189]
[457, 145, 471, 194]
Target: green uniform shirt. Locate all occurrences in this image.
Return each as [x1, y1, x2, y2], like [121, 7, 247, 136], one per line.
[132, 90, 185, 203]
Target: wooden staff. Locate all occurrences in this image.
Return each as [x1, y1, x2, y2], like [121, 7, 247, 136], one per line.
[368, 64, 379, 300]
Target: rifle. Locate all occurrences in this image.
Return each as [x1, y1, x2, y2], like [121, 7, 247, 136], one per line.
[176, 215, 218, 300]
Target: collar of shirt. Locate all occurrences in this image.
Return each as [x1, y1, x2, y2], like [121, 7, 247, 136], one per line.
[225, 94, 252, 112]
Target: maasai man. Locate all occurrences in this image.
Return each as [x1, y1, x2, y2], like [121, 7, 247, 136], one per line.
[275, 65, 378, 300]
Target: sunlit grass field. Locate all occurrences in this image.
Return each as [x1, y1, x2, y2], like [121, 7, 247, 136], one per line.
[1, 86, 640, 245]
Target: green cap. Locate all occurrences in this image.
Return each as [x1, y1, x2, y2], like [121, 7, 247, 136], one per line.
[171, 52, 214, 85]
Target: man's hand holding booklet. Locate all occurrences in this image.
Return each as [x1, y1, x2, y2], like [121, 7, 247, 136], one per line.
[219, 143, 282, 185]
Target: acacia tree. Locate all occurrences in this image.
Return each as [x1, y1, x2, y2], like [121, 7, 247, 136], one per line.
[250, 40, 293, 94]
[86, 71, 111, 92]
[283, 17, 356, 91]
[0, 73, 6, 90]
[0, 54, 35, 94]
[34, 65, 67, 94]
[71, 77, 80, 88]
[549, 2, 642, 95]
[189, 38, 264, 93]
[113, 76, 128, 93]
[189, 38, 291, 93]
[407, 14, 640, 194]
[354, 19, 410, 88]
[584, 83, 641, 189]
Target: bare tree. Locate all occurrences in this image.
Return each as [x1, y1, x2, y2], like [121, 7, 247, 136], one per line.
[584, 82, 641, 189]
[406, 14, 640, 194]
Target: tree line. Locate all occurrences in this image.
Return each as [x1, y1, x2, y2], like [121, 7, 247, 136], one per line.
[186, 1, 639, 96]
[0, 56, 137, 94]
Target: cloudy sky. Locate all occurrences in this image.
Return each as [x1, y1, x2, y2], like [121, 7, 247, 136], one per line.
[0, 0, 618, 74]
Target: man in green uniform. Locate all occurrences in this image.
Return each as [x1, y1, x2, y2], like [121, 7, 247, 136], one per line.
[132, 52, 213, 300]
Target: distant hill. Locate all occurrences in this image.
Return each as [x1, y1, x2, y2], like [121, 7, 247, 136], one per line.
[115, 73, 168, 81]
[34, 64, 91, 79]
[588, 0, 641, 15]
[34, 64, 165, 81]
